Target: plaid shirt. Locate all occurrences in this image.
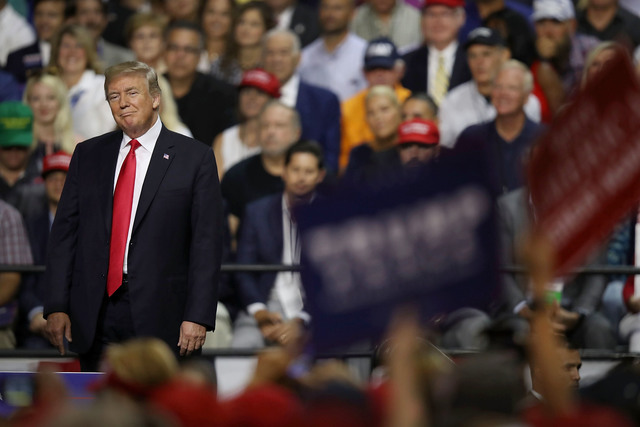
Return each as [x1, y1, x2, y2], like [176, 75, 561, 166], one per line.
[0, 200, 32, 265]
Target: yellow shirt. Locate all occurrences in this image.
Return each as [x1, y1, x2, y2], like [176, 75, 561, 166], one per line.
[339, 85, 411, 171]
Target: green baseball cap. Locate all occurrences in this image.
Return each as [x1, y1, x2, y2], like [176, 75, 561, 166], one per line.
[0, 102, 33, 148]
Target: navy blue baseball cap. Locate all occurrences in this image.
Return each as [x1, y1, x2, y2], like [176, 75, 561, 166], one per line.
[364, 37, 401, 70]
[464, 27, 506, 50]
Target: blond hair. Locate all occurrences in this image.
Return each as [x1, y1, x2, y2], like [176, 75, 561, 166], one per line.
[106, 338, 178, 388]
[23, 73, 76, 154]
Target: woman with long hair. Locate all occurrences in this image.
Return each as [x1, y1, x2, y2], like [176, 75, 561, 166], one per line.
[210, 1, 274, 85]
[23, 73, 78, 173]
[200, 0, 237, 73]
[47, 24, 114, 140]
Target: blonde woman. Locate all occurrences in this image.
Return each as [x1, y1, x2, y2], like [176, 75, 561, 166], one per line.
[47, 24, 115, 140]
[344, 85, 402, 179]
[23, 73, 78, 173]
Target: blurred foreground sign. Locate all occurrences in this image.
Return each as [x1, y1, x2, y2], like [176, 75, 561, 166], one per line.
[297, 150, 500, 351]
[528, 50, 640, 276]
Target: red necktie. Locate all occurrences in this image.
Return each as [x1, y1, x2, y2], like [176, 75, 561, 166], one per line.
[107, 139, 140, 296]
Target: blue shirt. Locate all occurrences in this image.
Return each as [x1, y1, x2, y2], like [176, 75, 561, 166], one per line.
[299, 33, 368, 102]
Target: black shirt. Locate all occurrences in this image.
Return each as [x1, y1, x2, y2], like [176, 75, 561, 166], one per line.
[577, 6, 640, 49]
[170, 72, 237, 146]
[221, 154, 284, 221]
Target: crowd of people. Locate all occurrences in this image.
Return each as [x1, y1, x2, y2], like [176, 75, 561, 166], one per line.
[1, 0, 640, 417]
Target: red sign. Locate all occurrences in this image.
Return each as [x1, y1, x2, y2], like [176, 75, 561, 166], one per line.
[528, 50, 640, 276]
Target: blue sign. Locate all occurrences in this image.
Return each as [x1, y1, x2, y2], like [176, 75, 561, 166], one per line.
[297, 150, 500, 351]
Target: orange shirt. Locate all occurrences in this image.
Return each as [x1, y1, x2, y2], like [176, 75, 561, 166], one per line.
[339, 84, 412, 170]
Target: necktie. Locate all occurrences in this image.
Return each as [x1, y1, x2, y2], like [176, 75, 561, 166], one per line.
[107, 139, 140, 296]
[432, 54, 449, 106]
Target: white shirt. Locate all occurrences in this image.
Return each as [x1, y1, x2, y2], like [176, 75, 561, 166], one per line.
[39, 40, 51, 67]
[68, 70, 116, 141]
[299, 33, 368, 102]
[279, 73, 300, 107]
[275, 6, 294, 31]
[427, 41, 458, 102]
[438, 80, 542, 148]
[113, 115, 162, 273]
[0, 3, 36, 66]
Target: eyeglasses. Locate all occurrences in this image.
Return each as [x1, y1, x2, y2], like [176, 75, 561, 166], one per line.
[166, 44, 201, 55]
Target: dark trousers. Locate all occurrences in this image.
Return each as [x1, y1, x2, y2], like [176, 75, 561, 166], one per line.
[79, 278, 135, 372]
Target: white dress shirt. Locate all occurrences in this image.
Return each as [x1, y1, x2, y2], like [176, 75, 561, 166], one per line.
[279, 73, 300, 108]
[113, 115, 162, 273]
[427, 41, 458, 101]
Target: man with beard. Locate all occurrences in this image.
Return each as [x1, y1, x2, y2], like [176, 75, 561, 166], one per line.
[298, 0, 368, 101]
[530, 0, 599, 121]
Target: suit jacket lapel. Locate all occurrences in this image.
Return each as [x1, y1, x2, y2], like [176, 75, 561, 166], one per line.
[451, 45, 467, 89]
[101, 132, 124, 236]
[132, 126, 175, 233]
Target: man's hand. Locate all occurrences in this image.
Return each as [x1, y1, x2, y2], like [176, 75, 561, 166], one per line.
[272, 320, 303, 347]
[45, 312, 72, 355]
[178, 321, 206, 356]
[29, 312, 48, 336]
[551, 307, 581, 332]
[254, 310, 283, 342]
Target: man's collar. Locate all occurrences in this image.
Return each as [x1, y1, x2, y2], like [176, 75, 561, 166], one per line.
[121, 115, 162, 152]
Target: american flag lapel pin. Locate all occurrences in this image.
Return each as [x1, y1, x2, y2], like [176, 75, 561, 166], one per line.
[163, 153, 170, 160]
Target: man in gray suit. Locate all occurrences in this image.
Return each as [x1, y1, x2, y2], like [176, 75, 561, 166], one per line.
[498, 187, 616, 349]
[75, 0, 134, 68]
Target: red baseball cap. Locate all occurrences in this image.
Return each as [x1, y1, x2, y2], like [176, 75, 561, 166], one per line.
[397, 119, 440, 146]
[42, 151, 72, 176]
[239, 68, 281, 98]
[424, 0, 465, 8]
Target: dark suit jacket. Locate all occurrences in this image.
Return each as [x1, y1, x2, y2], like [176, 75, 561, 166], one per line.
[296, 80, 341, 173]
[18, 210, 51, 348]
[43, 125, 224, 355]
[290, 4, 320, 48]
[5, 41, 43, 84]
[236, 194, 283, 308]
[401, 44, 471, 95]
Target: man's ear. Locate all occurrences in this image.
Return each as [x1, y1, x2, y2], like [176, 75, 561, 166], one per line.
[317, 168, 327, 184]
[152, 93, 161, 110]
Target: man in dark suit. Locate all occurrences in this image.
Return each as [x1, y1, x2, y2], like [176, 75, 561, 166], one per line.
[232, 140, 325, 348]
[262, 29, 341, 174]
[5, 0, 66, 84]
[44, 61, 223, 370]
[20, 151, 71, 349]
[402, 0, 471, 104]
[265, 0, 320, 47]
